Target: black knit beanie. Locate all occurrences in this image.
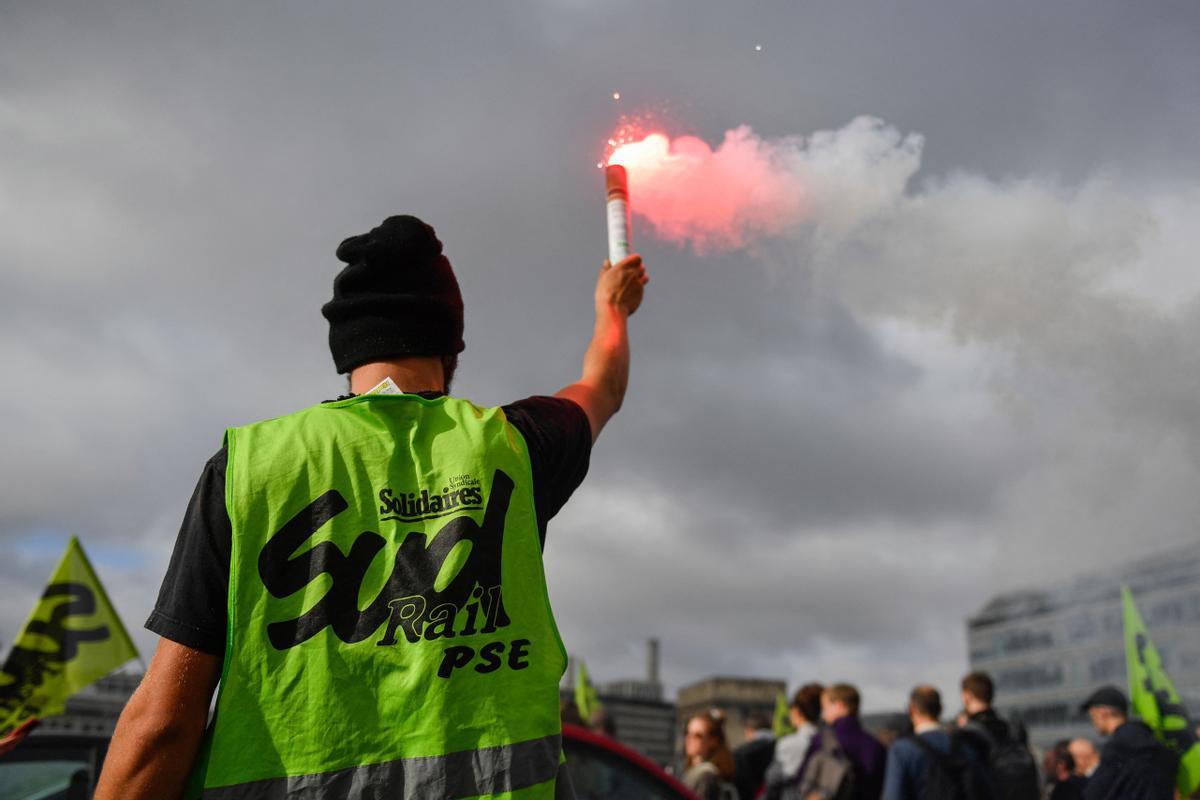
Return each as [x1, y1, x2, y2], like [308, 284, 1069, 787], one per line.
[321, 215, 465, 374]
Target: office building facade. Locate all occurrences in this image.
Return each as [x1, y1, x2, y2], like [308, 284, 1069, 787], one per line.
[968, 543, 1200, 748]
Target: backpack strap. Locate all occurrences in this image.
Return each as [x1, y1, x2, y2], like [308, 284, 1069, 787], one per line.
[959, 720, 997, 755]
[909, 733, 951, 766]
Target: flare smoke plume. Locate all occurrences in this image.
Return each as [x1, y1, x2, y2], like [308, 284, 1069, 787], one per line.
[607, 116, 923, 252]
[609, 115, 1200, 456]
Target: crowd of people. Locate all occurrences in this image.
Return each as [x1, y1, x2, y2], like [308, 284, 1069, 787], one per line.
[679, 672, 1183, 800]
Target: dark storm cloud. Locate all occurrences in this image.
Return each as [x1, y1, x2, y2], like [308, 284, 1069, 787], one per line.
[2, 0, 1199, 708]
[608, 292, 1027, 531]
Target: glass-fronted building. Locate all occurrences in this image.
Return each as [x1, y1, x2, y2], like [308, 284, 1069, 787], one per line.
[967, 543, 1200, 748]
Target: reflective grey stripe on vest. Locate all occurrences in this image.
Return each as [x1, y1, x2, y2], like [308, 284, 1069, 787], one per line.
[201, 733, 561, 800]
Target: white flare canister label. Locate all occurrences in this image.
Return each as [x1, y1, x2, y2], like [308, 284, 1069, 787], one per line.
[605, 165, 631, 264]
[607, 198, 631, 263]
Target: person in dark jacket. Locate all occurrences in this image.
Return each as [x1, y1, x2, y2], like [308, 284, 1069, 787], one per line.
[958, 671, 1040, 800]
[733, 712, 777, 800]
[959, 672, 1012, 744]
[1044, 739, 1087, 800]
[1080, 686, 1177, 800]
[822, 683, 886, 800]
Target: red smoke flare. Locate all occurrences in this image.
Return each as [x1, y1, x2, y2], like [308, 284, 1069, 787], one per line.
[602, 127, 807, 253]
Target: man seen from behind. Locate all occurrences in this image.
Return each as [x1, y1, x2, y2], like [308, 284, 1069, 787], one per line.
[94, 215, 648, 799]
[763, 683, 824, 800]
[822, 683, 886, 800]
[882, 685, 990, 800]
[958, 671, 1039, 800]
[733, 712, 776, 800]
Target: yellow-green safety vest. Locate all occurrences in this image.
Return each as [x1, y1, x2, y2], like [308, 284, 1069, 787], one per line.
[187, 394, 568, 799]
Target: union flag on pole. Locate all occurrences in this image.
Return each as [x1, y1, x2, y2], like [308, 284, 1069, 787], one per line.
[773, 691, 796, 737]
[574, 658, 603, 725]
[0, 537, 139, 737]
[1122, 585, 1200, 796]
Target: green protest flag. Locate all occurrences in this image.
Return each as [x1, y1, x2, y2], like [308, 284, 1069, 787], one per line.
[0, 537, 139, 737]
[773, 691, 796, 737]
[1122, 585, 1200, 796]
[574, 658, 603, 724]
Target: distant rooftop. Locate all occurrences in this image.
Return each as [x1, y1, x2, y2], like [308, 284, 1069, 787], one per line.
[970, 540, 1200, 628]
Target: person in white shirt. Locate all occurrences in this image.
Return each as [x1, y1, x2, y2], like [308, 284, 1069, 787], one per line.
[762, 683, 824, 799]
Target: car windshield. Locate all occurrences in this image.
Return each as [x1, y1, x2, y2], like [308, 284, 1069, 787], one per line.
[0, 759, 93, 800]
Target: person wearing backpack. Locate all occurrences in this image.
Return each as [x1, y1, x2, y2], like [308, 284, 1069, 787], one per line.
[958, 671, 1040, 800]
[763, 683, 860, 800]
[763, 684, 825, 800]
[821, 684, 887, 800]
[883, 685, 992, 800]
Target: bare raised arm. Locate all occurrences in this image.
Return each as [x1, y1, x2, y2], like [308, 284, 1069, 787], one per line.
[556, 254, 647, 442]
[95, 639, 222, 800]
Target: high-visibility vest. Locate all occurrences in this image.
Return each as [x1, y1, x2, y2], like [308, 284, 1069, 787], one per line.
[187, 394, 568, 799]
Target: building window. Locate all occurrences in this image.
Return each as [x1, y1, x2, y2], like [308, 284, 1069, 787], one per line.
[1089, 655, 1123, 682]
[1009, 703, 1073, 726]
[996, 664, 1063, 691]
[1150, 601, 1184, 625]
[1067, 613, 1097, 643]
[1000, 629, 1054, 655]
[1186, 593, 1200, 621]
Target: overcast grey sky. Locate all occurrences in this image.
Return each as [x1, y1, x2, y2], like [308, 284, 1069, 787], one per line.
[3, 0, 1199, 711]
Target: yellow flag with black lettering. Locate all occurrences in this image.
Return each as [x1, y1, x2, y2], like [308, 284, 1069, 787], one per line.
[0, 537, 139, 737]
[1123, 585, 1200, 796]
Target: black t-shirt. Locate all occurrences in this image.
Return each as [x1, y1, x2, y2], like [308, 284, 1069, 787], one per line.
[146, 395, 592, 656]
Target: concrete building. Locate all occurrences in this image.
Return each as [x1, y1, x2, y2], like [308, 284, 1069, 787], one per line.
[968, 542, 1200, 748]
[594, 693, 677, 768]
[676, 675, 786, 749]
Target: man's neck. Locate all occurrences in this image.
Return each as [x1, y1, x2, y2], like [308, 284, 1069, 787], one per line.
[350, 357, 445, 395]
[913, 718, 940, 734]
